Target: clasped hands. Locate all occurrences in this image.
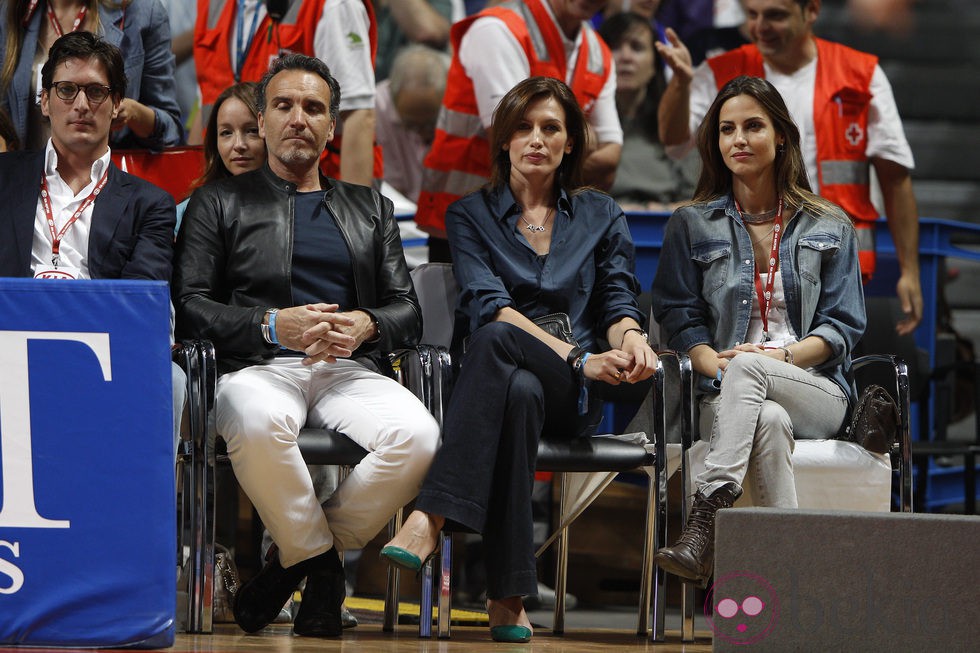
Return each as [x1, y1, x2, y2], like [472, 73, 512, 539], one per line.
[583, 332, 658, 385]
[714, 343, 783, 375]
[273, 303, 376, 365]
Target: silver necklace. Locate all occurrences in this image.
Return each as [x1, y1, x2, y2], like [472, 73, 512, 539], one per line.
[741, 206, 779, 224]
[520, 207, 554, 233]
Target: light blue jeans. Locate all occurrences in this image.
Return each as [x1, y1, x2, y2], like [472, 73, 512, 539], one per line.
[697, 353, 848, 508]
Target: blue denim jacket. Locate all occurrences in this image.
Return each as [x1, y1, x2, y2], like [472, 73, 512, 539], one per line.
[652, 195, 866, 401]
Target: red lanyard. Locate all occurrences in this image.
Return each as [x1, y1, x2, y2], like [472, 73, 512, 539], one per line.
[736, 197, 784, 343]
[39, 169, 109, 265]
[43, 2, 87, 36]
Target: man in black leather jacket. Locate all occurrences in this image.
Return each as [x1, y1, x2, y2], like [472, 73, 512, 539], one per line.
[172, 54, 439, 638]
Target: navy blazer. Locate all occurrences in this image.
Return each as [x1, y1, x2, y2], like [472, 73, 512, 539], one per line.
[0, 150, 176, 281]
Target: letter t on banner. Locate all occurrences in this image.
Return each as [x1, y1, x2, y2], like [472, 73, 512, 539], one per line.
[0, 331, 111, 529]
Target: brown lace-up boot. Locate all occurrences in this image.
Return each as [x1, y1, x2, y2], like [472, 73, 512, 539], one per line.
[654, 482, 742, 587]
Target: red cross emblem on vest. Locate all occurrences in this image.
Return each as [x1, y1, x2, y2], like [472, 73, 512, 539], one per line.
[845, 122, 864, 147]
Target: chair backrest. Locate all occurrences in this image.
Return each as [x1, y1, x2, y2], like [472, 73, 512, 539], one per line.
[410, 262, 458, 349]
[112, 146, 205, 203]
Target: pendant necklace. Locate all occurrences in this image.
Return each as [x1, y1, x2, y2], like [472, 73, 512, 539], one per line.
[521, 207, 553, 233]
[520, 206, 553, 233]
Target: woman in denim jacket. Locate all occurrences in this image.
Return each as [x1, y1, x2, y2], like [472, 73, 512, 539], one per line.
[653, 76, 866, 587]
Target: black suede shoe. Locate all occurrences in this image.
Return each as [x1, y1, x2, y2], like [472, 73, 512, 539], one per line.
[293, 548, 346, 637]
[233, 544, 308, 634]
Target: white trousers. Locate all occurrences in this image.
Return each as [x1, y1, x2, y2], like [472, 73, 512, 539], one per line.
[697, 353, 848, 508]
[215, 357, 440, 568]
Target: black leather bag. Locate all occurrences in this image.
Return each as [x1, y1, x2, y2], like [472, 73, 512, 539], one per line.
[841, 384, 899, 455]
[464, 312, 579, 352]
[531, 312, 579, 347]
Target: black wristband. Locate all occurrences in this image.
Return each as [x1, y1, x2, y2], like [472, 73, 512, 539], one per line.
[566, 346, 584, 367]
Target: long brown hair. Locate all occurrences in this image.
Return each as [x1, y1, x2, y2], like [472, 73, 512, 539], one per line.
[2, 0, 128, 96]
[487, 76, 587, 196]
[195, 82, 262, 188]
[693, 75, 840, 218]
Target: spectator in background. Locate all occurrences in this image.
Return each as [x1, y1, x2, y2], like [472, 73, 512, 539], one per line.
[414, 0, 623, 262]
[599, 12, 698, 211]
[0, 0, 183, 150]
[193, 0, 378, 187]
[596, 0, 664, 36]
[376, 45, 450, 204]
[374, 0, 457, 82]
[175, 82, 264, 232]
[0, 106, 19, 150]
[657, 0, 747, 65]
[159, 0, 198, 140]
[657, 0, 922, 335]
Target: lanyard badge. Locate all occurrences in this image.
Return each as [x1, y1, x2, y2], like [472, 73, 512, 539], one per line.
[735, 197, 784, 344]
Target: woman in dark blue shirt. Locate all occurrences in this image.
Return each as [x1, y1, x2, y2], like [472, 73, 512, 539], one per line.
[380, 76, 657, 643]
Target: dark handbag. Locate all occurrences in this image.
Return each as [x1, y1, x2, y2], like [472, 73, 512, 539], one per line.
[841, 384, 899, 455]
[463, 312, 579, 352]
[531, 312, 579, 347]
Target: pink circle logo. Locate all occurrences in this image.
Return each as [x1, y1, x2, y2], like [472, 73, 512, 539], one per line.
[704, 571, 778, 645]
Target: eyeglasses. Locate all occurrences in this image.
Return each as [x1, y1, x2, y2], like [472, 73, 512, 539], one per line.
[50, 81, 112, 105]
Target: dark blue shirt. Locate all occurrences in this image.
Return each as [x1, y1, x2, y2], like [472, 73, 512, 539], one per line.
[446, 185, 644, 352]
[291, 190, 355, 310]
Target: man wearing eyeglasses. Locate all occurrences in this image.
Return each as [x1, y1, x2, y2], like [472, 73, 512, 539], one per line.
[0, 31, 175, 282]
[0, 32, 180, 450]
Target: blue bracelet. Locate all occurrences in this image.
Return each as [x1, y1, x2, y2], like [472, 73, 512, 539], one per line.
[269, 309, 280, 345]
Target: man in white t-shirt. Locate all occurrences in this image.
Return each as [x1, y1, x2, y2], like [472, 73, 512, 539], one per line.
[657, 0, 921, 335]
[194, 0, 377, 186]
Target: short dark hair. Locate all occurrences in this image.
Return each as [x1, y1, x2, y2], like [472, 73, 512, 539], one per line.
[41, 32, 126, 101]
[257, 54, 340, 122]
[487, 76, 587, 194]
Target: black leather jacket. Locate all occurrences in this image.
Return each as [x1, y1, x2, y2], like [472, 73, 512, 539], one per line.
[173, 164, 420, 374]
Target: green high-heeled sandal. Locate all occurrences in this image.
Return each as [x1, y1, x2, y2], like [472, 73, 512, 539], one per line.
[490, 624, 532, 643]
[379, 544, 437, 573]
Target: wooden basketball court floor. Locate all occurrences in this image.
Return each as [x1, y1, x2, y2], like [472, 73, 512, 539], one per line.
[169, 623, 714, 652]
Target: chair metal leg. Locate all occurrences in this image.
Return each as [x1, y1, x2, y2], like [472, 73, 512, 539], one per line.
[677, 440, 696, 642]
[383, 507, 402, 633]
[419, 556, 434, 637]
[639, 360, 668, 639]
[437, 532, 452, 638]
[681, 583, 696, 641]
[553, 472, 569, 635]
[186, 343, 215, 633]
[679, 355, 697, 642]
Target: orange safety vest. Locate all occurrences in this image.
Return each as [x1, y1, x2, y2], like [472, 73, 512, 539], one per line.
[414, 0, 612, 238]
[708, 39, 880, 279]
[193, 0, 382, 180]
